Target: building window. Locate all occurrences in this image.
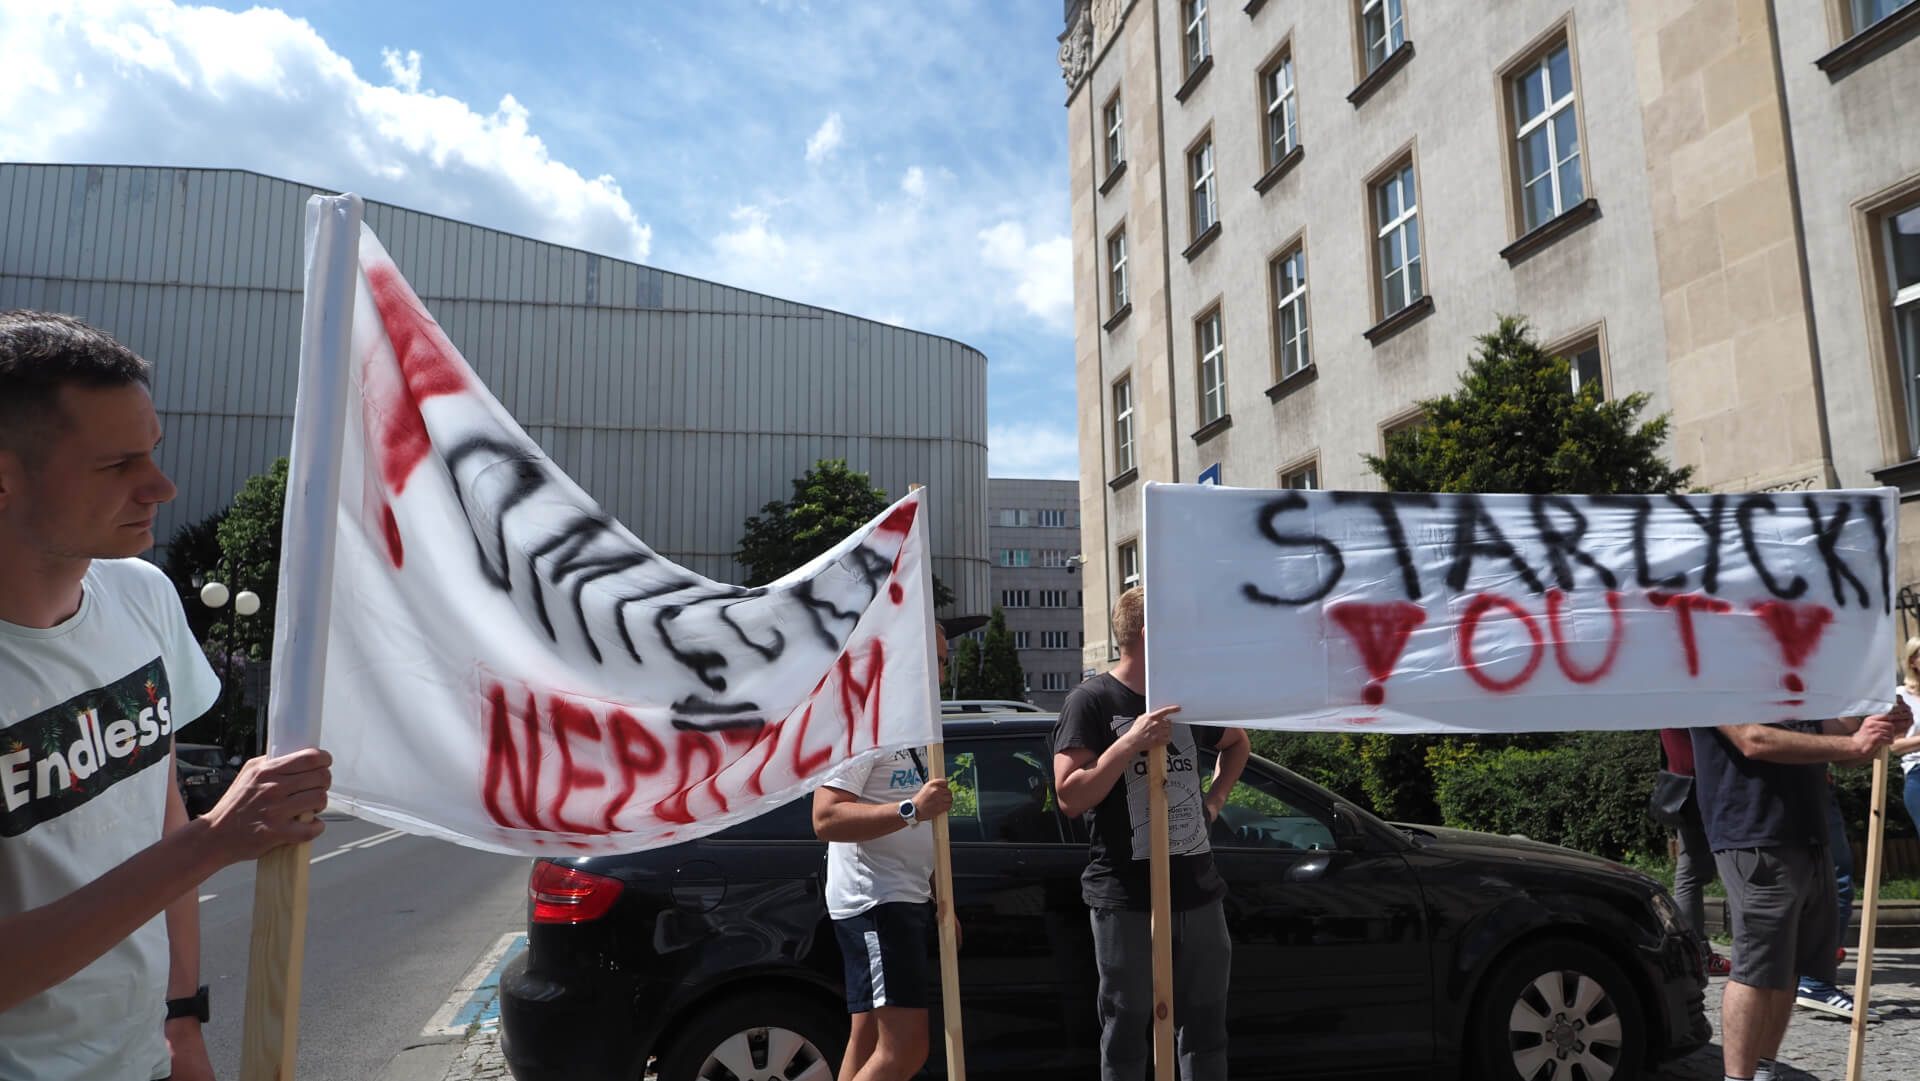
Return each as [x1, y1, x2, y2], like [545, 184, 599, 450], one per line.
[1850, 0, 1918, 35]
[1888, 203, 1920, 455]
[1372, 160, 1423, 317]
[1044, 548, 1079, 568]
[1554, 334, 1606, 398]
[1040, 590, 1069, 608]
[1037, 509, 1070, 528]
[1113, 376, 1136, 474]
[1109, 227, 1130, 312]
[1001, 590, 1031, 608]
[1197, 308, 1227, 426]
[1271, 245, 1309, 379]
[1117, 541, 1141, 591]
[1041, 672, 1070, 692]
[1261, 52, 1298, 169]
[1042, 630, 1072, 649]
[1380, 409, 1426, 455]
[1183, 0, 1210, 74]
[1000, 549, 1031, 568]
[997, 508, 1031, 527]
[1360, 0, 1406, 74]
[1189, 136, 1218, 239]
[1510, 43, 1582, 233]
[1014, 631, 1031, 650]
[1104, 93, 1125, 174]
[1280, 462, 1319, 489]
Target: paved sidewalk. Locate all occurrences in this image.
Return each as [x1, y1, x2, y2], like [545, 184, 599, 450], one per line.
[1650, 947, 1920, 1081]
[438, 948, 1920, 1081]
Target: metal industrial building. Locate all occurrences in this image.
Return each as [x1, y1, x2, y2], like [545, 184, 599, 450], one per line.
[0, 163, 990, 615]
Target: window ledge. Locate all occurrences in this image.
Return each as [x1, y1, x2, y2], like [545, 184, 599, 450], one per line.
[1253, 144, 1305, 196]
[1265, 363, 1318, 402]
[1103, 302, 1134, 333]
[1243, 0, 1269, 14]
[1175, 56, 1215, 103]
[1192, 413, 1233, 445]
[1107, 467, 1140, 492]
[1348, 42, 1416, 107]
[1871, 457, 1920, 497]
[1499, 198, 1602, 265]
[1183, 221, 1223, 261]
[1363, 294, 1436, 346]
[1099, 160, 1128, 195]
[1817, 4, 1920, 79]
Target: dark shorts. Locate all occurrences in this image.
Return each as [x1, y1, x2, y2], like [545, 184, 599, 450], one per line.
[833, 901, 933, 1013]
[1714, 845, 1840, 992]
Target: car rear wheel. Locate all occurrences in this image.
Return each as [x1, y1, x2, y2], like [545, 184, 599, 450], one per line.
[655, 991, 845, 1081]
[1471, 938, 1646, 1081]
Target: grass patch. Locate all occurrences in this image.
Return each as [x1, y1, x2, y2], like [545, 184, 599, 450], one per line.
[1618, 852, 1920, 901]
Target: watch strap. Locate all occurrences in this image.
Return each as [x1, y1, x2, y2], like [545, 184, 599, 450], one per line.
[166, 985, 210, 1023]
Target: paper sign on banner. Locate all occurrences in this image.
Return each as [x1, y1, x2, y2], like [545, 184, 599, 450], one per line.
[294, 218, 939, 856]
[1141, 483, 1898, 733]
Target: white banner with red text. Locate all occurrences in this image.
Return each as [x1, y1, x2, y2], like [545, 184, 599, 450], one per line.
[285, 214, 939, 855]
[1142, 482, 1898, 732]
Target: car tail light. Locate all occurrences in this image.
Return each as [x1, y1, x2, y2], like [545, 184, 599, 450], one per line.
[529, 861, 623, 924]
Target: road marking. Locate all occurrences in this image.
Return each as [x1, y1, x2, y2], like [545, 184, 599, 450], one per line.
[423, 931, 529, 1037]
[309, 828, 407, 865]
[198, 894, 217, 903]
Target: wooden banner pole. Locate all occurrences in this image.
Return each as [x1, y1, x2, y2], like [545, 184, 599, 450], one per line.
[1844, 749, 1890, 1081]
[910, 483, 965, 1080]
[241, 193, 363, 1081]
[1149, 752, 1174, 1081]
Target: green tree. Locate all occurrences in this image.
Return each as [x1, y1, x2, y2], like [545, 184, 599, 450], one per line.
[950, 636, 986, 699]
[737, 459, 956, 608]
[979, 606, 1026, 701]
[209, 458, 289, 752]
[1332, 316, 1694, 836]
[1365, 316, 1693, 495]
[162, 508, 230, 641]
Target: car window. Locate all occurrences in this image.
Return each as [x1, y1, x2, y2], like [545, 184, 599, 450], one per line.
[1200, 756, 1337, 851]
[946, 736, 1070, 845]
[712, 795, 815, 841]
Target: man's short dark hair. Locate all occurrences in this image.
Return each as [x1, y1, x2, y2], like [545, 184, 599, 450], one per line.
[0, 311, 151, 462]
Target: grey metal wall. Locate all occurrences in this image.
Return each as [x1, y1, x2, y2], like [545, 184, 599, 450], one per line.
[0, 163, 989, 614]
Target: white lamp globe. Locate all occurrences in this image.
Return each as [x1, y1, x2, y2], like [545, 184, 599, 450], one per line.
[234, 590, 262, 617]
[199, 581, 230, 609]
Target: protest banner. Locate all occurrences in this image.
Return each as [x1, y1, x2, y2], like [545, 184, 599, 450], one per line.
[1142, 482, 1897, 732]
[1137, 481, 1901, 1081]
[243, 194, 945, 1079]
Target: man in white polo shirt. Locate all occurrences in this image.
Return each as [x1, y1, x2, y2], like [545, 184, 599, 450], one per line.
[812, 626, 954, 1081]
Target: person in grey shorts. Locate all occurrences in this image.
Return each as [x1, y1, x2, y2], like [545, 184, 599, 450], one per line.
[1051, 586, 1250, 1081]
[1690, 702, 1905, 1081]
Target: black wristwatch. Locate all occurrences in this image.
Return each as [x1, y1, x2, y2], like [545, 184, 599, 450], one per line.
[166, 985, 210, 1023]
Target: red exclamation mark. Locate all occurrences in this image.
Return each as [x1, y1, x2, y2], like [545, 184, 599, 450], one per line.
[1751, 600, 1834, 709]
[1329, 602, 1427, 706]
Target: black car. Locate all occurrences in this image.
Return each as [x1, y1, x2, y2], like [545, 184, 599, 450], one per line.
[500, 715, 1710, 1081]
[174, 742, 236, 817]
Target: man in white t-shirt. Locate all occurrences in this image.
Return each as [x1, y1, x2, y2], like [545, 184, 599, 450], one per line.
[0, 311, 334, 1081]
[811, 627, 954, 1081]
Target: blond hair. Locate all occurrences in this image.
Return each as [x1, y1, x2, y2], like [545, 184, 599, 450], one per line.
[1113, 586, 1145, 657]
[1904, 636, 1920, 693]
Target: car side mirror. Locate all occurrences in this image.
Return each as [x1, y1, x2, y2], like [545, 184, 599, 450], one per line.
[1331, 803, 1369, 851]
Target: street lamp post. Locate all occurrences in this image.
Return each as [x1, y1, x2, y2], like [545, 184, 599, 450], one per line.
[196, 577, 262, 754]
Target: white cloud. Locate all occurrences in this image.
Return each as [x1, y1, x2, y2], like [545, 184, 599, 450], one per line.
[987, 424, 1079, 480]
[804, 112, 844, 163]
[0, 0, 652, 261]
[978, 222, 1074, 329]
[900, 165, 926, 198]
[381, 47, 421, 93]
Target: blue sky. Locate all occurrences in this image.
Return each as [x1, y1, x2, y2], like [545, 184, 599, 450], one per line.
[0, 0, 1079, 477]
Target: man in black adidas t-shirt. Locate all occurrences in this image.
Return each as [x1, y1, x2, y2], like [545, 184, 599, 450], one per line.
[1051, 586, 1248, 1081]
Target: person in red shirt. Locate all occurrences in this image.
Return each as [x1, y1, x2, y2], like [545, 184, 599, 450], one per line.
[1659, 728, 1732, 977]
